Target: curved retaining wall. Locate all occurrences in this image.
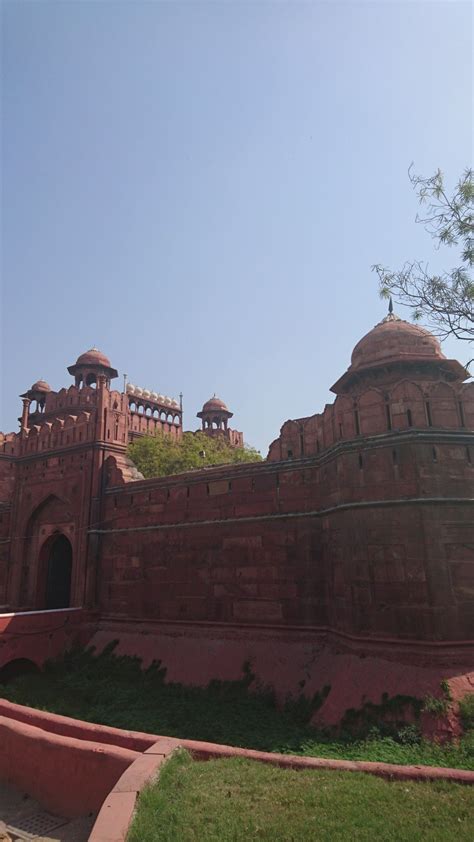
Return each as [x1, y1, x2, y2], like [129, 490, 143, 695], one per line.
[0, 715, 140, 818]
[180, 738, 474, 784]
[0, 699, 156, 752]
[1, 702, 473, 841]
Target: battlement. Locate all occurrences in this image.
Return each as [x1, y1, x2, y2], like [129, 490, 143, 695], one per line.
[268, 378, 474, 461]
[26, 384, 99, 423]
[0, 432, 17, 457]
[21, 410, 95, 455]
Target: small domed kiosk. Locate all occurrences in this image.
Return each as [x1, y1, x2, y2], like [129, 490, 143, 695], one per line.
[19, 379, 52, 420]
[197, 395, 243, 447]
[30, 380, 51, 394]
[67, 348, 118, 388]
[197, 396, 233, 431]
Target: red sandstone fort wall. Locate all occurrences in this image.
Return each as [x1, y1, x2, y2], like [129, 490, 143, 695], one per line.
[97, 428, 474, 641]
[1, 328, 472, 651]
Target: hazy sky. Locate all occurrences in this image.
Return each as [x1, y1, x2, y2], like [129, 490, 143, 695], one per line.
[1, 0, 472, 453]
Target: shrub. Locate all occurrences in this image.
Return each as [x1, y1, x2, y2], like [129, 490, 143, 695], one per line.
[459, 694, 474, 731]
[422, 695, 449, 716]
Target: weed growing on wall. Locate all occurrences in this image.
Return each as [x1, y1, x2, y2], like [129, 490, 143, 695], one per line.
[459, 694, 474, 731]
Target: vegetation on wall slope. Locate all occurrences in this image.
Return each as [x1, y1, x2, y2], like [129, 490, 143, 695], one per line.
[128, 430, 262, 478]
[1, 644, 473, 771]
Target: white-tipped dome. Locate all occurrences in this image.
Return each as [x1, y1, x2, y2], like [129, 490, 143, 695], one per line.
[134, 386, 143, 397]
[142, 389, 151, 399]
[171, 399, 180, 408]
[150, 391, 158, 400]
[126, 383, 135, 394]
[164, 396, 172, 405]
[157, 394, 165, 403]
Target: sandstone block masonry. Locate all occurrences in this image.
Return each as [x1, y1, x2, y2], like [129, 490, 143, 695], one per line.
[0, 311, 473, 645]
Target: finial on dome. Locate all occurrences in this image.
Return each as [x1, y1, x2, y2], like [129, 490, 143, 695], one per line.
[381, 296, 401, 323]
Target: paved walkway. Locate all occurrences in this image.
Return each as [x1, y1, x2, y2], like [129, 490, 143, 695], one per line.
[0, 784, 95, 842]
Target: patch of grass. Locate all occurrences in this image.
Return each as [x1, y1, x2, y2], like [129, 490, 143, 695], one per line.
[128, 749, 474, 842]
[1, 644, 473, 770]
[459, 694, 474, 731]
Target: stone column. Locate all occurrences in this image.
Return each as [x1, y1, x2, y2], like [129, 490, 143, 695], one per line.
[21, 397, 31, 430]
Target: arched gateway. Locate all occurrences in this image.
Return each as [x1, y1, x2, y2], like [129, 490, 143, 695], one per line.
[43, 534, 72, 609]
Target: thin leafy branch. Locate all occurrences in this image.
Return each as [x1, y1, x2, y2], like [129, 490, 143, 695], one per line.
[373, 167, 473, 358]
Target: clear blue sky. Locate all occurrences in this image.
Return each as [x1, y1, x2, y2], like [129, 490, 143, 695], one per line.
[1, 0, 472, 453]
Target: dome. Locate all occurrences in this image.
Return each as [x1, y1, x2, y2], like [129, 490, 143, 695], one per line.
[171, 399, 180, 408]
[201, 395, 229, 413]
[331, 308, 468, 393]
[157, 394, 165, 403]
[351, 314, 444, 372]
[75, 347, 112, 368]
[150, 391, 158, 400]
[134, 386, 143, 397]
[142, 389, 151, 399]
[31, 379, 51, 393]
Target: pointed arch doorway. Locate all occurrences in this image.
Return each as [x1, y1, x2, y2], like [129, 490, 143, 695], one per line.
[43, 534, 73, 609]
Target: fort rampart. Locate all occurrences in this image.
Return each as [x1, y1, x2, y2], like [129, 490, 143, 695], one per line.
[0, 315, 472, 706]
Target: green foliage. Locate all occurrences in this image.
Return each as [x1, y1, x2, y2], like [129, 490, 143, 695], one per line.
[396, 724, 422, 746]
[1, 645, 473, 770]
[373, 166, 473, 352]
[284, 684, 331, 725]
[128, 750, 474, 842]
[341, 692, 423, 739]
[459, 693, 474, 731]
[462, 729, 474, 758]
[422, 695, 449, 716]
[128, 430, 262, 478]
[422, 680, 453, 717]
[440, 679, 453, 701]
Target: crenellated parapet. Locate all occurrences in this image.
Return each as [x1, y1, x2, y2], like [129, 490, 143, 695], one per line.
[14, 348, 184, 454]
[0, 432, 18, 457]
[19, 410, 95, 455]
[268, 379, 474, 461]
[26, 386, 99, 423]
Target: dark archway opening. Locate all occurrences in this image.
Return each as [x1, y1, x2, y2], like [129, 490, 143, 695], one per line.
[45, 534, 72, 609]
[0, 658, 40, 684]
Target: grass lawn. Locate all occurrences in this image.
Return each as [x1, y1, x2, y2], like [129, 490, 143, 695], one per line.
[128, 749, 474, 842]
[1, 644, 473, 770]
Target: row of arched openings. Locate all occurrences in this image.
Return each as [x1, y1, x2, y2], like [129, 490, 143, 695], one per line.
[129, 403, 180, 423]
